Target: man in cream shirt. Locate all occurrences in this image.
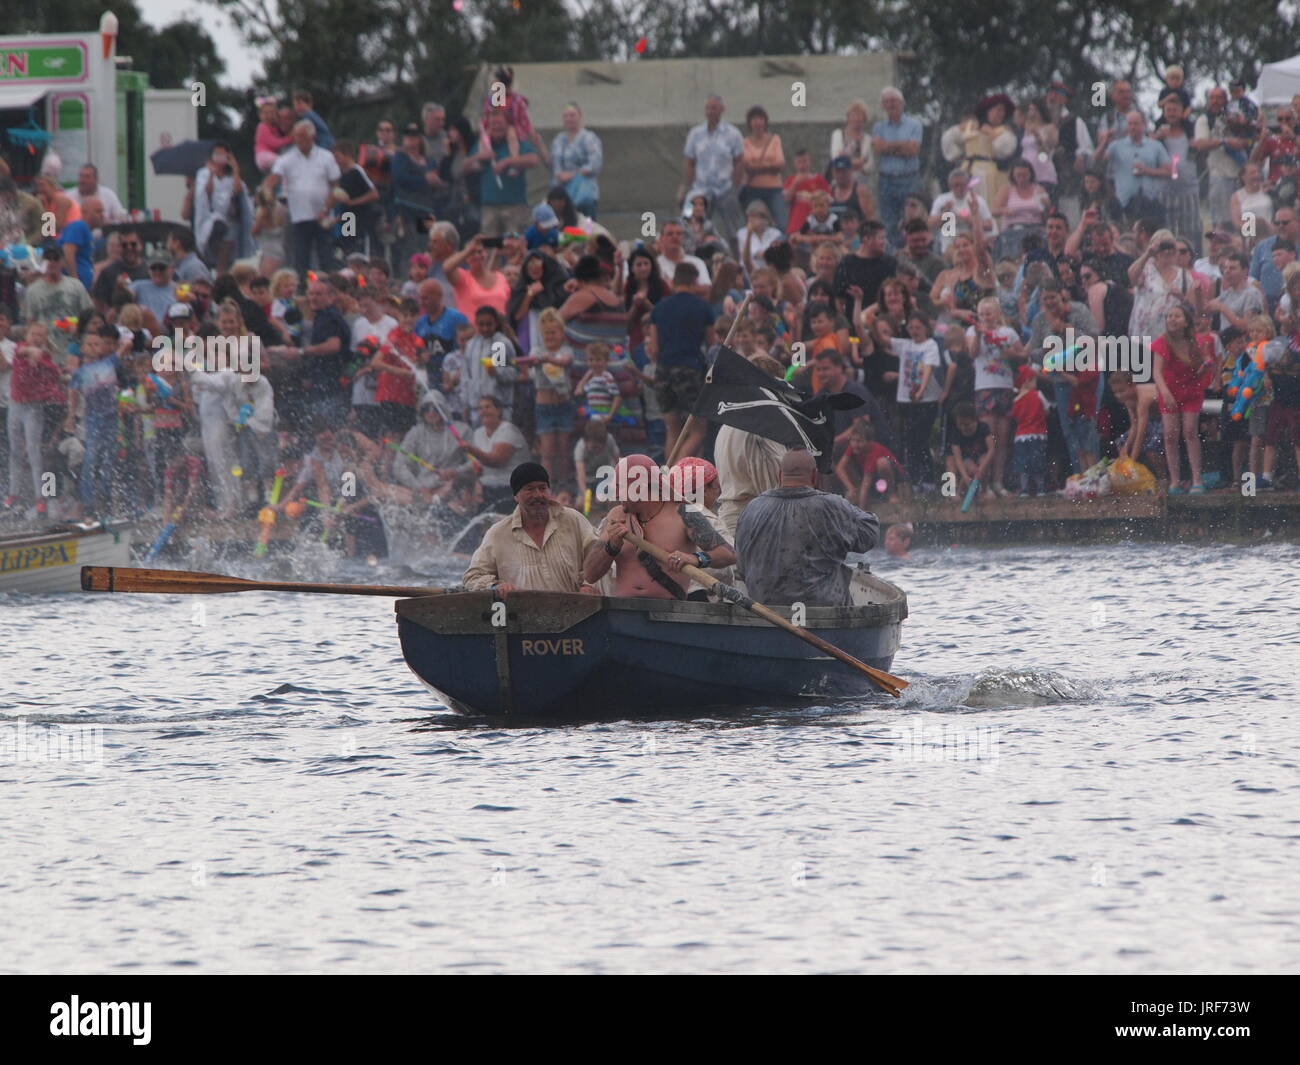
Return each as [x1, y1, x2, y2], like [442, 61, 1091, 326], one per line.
[463, 462, 601, 595]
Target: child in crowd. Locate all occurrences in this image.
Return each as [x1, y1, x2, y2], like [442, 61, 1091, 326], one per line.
[783, 147, 831, 235]
[573, 416, 619, 519]
[4, 322, 65, 514]
[160, 433, 208, 520]
[890, 311, 943, 491]
[683, 193, 718, 254]
[1110, 370, 1164, 474]
[1261, 321, 1300, 491]
[630, 328, 666, 461]
[440, 321, 478, 423]
[576, 341, 619, 420]
[458, 306, 518, 426]
[947, 400, 994, 494]
[1011, 364, 1049, 495]
[966, 296, 1024, 495]
[375, 298, 425, 437]
[64, 325, 124, 520]
[1216, 327, 1252, 487]
[402, 254, 430, 301]
[835, 421, 901, 504]
[1243, 314, 1275, 486]
[840, 208, 863, 253]
[994, 259, 1020, 332]
[526, 307, 576, 486]
[793, 190, 842, 267]
[808, 302, 846, 358]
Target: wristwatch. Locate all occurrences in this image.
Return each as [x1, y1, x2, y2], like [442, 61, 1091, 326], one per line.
[694, 550, 711, 568]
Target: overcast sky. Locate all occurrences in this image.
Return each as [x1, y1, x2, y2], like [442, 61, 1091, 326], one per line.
[138, 1, 262, 88]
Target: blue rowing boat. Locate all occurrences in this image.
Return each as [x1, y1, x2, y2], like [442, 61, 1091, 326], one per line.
[396, 568, 907, 718]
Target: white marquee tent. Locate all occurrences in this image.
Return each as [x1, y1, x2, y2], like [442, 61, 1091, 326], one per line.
[1257, 54, 1300, 104]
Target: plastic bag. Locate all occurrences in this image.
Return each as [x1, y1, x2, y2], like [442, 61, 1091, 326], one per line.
[1064, 459, 1112, 500]
[1108, 456, 1157, 495]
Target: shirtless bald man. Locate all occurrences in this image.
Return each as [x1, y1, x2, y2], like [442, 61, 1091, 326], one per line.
[582, 454, 736, 600]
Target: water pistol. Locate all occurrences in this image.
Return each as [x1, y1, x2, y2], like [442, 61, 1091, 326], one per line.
[55, 316, 79, 333]
[1225, 342, 1269, 422]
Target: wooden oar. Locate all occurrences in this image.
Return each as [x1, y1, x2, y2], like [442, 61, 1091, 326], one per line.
[624, 532, 907, 698]
[81, 566, 446, 598]
[664, 292, 753, 467]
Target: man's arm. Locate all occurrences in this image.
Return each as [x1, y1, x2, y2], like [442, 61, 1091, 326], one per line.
[837, 495, 880, 553]
[462, 532, 500, 590]
[679, 504, 737, 567]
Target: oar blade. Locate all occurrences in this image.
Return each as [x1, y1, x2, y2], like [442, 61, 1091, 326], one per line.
[81, 565, 254, 595]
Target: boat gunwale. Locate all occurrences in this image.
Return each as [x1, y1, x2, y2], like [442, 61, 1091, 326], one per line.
[395, 569, 908, 632]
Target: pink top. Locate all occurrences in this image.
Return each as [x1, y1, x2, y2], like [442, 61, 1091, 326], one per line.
[451, 267, 511, 318]
[1003, 184, 1045, 228]
[255, 122, 293, 172]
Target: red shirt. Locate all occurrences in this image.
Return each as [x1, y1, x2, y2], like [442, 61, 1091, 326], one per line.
[1256, 133, 1299, 185]
[375, 327, 422, 407]
[784, 173, 831, 234]
[11, 352, 65, 404]
[1064, 368, 1101, 421]
[1012, 389, 1048, 437]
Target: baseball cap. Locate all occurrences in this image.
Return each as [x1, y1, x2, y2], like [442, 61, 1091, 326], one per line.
[40, 240, 62, 261]
[532, 203, 559, 230]
[167, 302, 194, 319]
[402, 123, 421, 136]
[831, 154, 853, 169]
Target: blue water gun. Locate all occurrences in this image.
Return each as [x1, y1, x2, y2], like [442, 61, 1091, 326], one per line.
[235, 402, 254, 430]
[1225, 342, 1268, 422]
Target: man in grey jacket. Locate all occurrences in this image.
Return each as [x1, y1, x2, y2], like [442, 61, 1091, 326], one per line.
[735, 449, 879, 607]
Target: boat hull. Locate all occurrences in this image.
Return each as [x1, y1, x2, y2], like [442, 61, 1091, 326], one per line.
[396, 570, 907, 719]
[0, 523, 134, 594]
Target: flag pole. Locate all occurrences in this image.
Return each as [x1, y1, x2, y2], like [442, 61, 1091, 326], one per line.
[665, 293, 753, 467]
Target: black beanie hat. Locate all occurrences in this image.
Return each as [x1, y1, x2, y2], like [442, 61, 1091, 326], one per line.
[510, 461, 550, 495]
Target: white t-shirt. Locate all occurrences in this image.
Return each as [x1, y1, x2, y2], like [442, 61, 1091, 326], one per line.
[966, 325, 1018, 391]
[272, 145, 341, 223]
[930, 191, 994, 253]
[0, 337, 15, 409]
[472, 420, 530, 489]
[890, 336, 943, 404]
[67, 183, 129, 223]
[350, 314, 396, 406]
[657, 252, 711, 287]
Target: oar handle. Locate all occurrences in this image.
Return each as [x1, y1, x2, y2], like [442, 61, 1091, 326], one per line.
[81, 566, 446, 598]
[624, 532, 906, 697]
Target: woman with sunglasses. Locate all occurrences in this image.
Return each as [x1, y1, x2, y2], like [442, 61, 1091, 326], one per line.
[1127, 228, 1201, 340]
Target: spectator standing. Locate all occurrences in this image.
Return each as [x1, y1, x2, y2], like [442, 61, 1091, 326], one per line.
[1193, 88, 1246, 230]
[66, 163, 128, 223]
[471, 110, 538, 239]
[739, 105, 787, 231]
[872, 88, 924, 250]
[550, 103, 603, 219]
[267, 120, 341, 275]
[292, 90, 335, 149]
[1152, 92, 1202, 255]
[649, 261, 717, 460]
[1105, 111, 1171, 227]
[678, 95, 745, 243]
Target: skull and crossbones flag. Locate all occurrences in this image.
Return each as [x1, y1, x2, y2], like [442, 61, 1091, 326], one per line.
[691, 345, 862, 471]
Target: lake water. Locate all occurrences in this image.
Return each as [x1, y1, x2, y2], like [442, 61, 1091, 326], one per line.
[2, 540, 1297, 974]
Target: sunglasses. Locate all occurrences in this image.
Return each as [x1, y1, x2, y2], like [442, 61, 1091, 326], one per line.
[123, 241, 141, 249]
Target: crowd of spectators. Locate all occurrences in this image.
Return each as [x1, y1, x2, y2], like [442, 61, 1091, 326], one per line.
[3, 62, 1300, 545]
